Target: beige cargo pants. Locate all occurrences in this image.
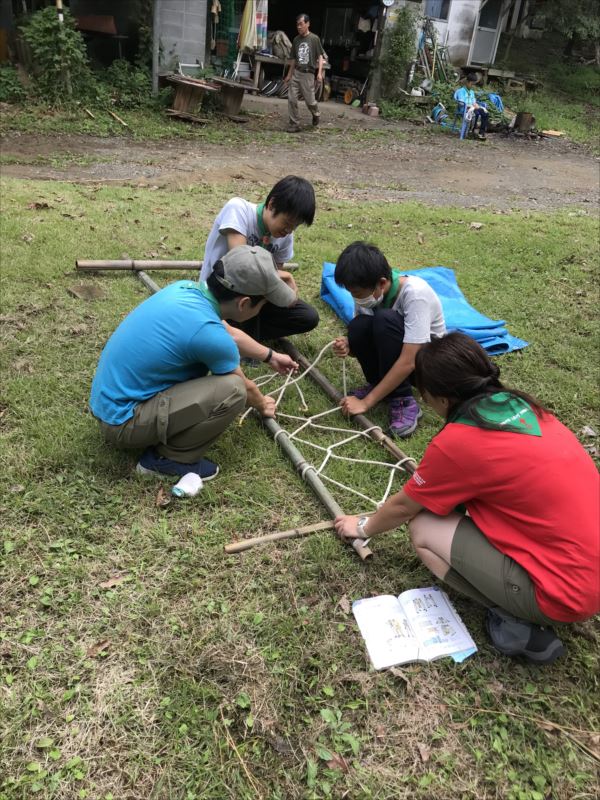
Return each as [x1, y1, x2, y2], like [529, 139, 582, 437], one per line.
[99, 374, 246, 463]
[288, 70, 319, 126]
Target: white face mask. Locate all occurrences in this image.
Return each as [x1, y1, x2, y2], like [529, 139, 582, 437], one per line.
[355, 292, 383, 309]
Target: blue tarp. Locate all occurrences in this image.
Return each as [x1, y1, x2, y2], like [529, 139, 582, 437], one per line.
[320, 263, 528, 356]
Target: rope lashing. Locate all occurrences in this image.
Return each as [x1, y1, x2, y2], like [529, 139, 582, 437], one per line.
[239, 340, 418, 508]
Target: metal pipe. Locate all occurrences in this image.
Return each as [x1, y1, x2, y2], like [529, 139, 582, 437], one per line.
[278, 339, 416, 474]
[76, 259, 202, 271]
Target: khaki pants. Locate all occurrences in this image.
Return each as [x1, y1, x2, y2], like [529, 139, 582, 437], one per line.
[99, 374, 246, 464]
[445, 516, 557, 625]
[288, 71, 319, 126]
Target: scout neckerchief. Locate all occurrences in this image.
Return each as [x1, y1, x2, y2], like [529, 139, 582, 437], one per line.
[451, 391, 542, 436]
[382, 269, 401, 308]
[256, 202, 272, 248]
[196, 281, 221, 315]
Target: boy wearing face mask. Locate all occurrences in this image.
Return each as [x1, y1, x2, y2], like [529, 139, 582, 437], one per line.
[332, 241, 445, 437]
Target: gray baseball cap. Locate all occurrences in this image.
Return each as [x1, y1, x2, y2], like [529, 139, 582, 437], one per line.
[216, 245, 296, 307]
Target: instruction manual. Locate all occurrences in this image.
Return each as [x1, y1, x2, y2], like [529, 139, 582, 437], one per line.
[352, 586, 477, 670]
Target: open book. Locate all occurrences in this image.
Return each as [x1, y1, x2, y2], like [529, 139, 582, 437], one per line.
[352, 586, 477, 670]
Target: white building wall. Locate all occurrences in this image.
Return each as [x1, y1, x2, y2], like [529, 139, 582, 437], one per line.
[436, 0, 480, 66]
[158, 0, 208, 72]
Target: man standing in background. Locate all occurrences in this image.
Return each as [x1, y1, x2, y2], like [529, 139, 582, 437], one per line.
[284, 13, 325, 132]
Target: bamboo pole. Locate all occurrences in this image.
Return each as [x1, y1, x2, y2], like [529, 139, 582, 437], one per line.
[261, 416, 373, 561]
[225, 520, 337, 553]
[277, 339, 416, 475]
[76, 259, 202, 271]
[137, 271, 161, 294]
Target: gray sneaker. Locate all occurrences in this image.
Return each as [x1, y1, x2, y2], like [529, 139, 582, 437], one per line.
[485, 607, 565, 665]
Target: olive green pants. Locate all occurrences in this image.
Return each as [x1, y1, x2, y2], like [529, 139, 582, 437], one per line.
[445, 516, 557, 626]
[99, 374, 246, 463]
[288, 70, 319, 126]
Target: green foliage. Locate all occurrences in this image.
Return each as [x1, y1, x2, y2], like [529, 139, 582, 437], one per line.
[380, 7, 418, 100]
[542, 0, 600, 46]
[0, 65, 27, 103]
[379, 99, 421, 120]
[98, 59, 154, 109]
[20, 6, 94, 104]
[131, 0, 154, 67]
[545, 62, 600, 105]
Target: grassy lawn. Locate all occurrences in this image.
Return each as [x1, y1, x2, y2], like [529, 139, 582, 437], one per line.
[1, 175, 599, 800]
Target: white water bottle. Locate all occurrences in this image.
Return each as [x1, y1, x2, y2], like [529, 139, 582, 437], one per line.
[171, 472, 203, 498]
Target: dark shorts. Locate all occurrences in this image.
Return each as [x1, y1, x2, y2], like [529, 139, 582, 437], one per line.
[448, 516, 556, 625]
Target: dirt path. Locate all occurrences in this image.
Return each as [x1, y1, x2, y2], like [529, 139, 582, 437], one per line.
[1, 95, 597, 209]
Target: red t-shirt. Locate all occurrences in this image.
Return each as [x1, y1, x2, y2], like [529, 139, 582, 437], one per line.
[404, 413, 600, 622]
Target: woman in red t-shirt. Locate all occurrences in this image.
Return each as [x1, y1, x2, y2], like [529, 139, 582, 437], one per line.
[335, 333, 599, 665]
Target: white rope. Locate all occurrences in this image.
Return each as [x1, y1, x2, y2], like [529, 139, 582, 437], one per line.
[239, 340, 416, 506]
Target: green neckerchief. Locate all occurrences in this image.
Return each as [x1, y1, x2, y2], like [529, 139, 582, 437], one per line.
[256, 201, 270, 243]
[196, 281, 221, 316]
[382, 269, 401, 308]
[451, 391, 542, 436]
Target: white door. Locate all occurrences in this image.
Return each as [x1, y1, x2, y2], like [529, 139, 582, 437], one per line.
[469, 0, 507, 65]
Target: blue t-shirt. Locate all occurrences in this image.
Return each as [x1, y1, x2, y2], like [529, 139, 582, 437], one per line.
[455, 86, 476, 106]
[90, 281, 240, 425]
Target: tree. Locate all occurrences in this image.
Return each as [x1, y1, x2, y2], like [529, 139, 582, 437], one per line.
[542, 0, 600, 64]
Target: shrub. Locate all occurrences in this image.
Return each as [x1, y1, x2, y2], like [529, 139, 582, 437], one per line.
[99, 59, 153, 109]
[20, 6, 94, 104]
[380, 7, 419, 100]
[0, 65, 27, 103]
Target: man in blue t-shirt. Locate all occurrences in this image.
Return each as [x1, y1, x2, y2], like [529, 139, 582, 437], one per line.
[90, 246, 298, 479]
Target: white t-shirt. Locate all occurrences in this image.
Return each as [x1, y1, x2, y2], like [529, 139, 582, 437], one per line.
[356, 274, 446, 344]
[201, 197, 294, 280]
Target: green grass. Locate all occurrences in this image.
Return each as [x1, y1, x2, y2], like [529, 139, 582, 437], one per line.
[1, 176, 599, 800]
[496, 31, 600, 146]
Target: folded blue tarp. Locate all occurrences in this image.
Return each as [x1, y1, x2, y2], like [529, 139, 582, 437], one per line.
[320, 263, 528, 356]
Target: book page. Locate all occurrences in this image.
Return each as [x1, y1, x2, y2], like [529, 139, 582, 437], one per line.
[398, 587, 477, 661]
[352, 595, 422, 670]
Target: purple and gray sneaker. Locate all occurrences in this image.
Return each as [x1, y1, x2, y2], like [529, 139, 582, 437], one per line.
[388, 396, 423, 438]
[349, 383, 374, 400]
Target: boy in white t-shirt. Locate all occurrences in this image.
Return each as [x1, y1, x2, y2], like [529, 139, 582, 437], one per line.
[201, 175, 319, 341]
[333, 242, 446, 438]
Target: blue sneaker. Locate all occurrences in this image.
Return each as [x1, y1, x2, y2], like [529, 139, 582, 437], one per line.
[136, 448, 219, 480]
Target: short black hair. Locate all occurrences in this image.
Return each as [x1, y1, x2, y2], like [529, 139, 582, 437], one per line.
[334, 241, 392, 290]
[466, 73, 478, 83]
[265, 175, 315, 226]
[206, 260, 264, 306]
[296, 13, 310, 23]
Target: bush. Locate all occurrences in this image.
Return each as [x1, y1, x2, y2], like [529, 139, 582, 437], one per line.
[0, 65, 27, 103]
[99, 59, 153, 109]
[380, 7, 419, 100]
[20, 6, 94, 104]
